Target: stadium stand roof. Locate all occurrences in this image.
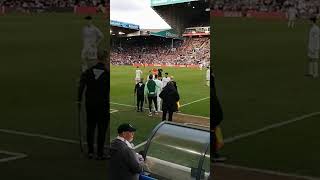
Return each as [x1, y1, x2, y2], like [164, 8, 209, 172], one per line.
[110, 20, 140, 35]
[124, 28, 182, 39]
[151, 0, 199, 7]
[151, 0, 210, 35]
[149, 29, 180, 39]
[111, 23, 182, 40]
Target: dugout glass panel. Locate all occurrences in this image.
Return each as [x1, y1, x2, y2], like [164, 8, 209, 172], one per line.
[144, 122, 210, 180]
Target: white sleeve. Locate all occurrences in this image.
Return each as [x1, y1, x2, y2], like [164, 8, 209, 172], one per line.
[312, 29, 320, 50]
[81, 27, 85, 40]
[95, 27, 104, 40]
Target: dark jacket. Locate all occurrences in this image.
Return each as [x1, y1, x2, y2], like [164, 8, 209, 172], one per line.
[110, 139, 142, 180]
[78, 62, 109, 108]
[159, 83, 180, 112]
[211, 73, 223, 128]
[134, 82, 145, 96]
[171, 80, 178, 92]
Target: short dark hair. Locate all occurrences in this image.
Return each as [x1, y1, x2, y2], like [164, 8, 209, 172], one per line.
[310, 17, 317, 23]
[155, 74, 158, 79]
[85, 16, 92, 20]
[149, 74, 153, 79]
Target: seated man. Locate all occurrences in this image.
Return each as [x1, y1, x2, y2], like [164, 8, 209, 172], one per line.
[110, 123, 144, 180]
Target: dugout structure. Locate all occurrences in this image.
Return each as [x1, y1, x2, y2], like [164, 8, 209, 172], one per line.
[142, 121, 210, 180]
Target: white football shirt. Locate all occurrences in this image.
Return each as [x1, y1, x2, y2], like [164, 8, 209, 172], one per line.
[82, 25, 104, 48]
[309, 24, 320, 50]
[206, 69, 210, 81]
[162, 77, 171, 88]
[287, 7, 297, 20]
[135, 69, 143, 79]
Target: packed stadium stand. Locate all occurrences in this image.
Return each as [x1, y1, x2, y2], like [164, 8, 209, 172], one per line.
[111, 0, 210, 67]
[210, 0, 320, 16]
[0, 0, 109, 13]
[111, 32, 210, 66]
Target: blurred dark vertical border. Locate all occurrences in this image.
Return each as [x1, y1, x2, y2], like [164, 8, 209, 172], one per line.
[0, 0, 110, 179]
[209, 0, 215, 178]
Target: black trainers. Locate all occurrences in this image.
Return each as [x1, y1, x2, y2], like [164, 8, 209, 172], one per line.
[96, 155, 108, 160]
[212, 153, 227, 162]
[88, 153, 94, 159]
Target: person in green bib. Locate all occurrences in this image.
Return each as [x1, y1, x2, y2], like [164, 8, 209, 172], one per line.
[144, 74, 159, 116]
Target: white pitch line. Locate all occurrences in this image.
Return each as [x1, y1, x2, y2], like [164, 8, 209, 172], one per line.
[177, 112, 209, 119]
[110, 102, 136, 108]
[0, 129, 79, 144]
[0, 128, 147, 151]
[134, 141, 147, 150]
[184, 123, 210, 128]
[215, 163, 320, 180]
[179, 97, 210, 108]
[110, 101, 210, 119]
[224, 112, 320, 144]
[110, 109, 119, 113]
[0, 150, 28, 163]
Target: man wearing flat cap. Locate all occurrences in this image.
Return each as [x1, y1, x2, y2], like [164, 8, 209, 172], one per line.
[110, 123, 144, 180]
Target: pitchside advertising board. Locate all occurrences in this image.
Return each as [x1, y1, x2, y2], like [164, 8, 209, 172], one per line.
[151, 0, 198, 7]
[132, 63, 200, 68]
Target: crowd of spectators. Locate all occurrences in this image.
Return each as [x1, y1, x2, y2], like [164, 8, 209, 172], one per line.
[1, 0, 73, 8]
[0, 0, 106, 8]
[211, 0, 320, 16]
[111, 37, 210, 66]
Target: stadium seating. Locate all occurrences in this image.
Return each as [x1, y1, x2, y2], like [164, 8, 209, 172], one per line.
[211, 0, 320, 17]
[0, 0, 108, 13]
[111, 37, 210, 66]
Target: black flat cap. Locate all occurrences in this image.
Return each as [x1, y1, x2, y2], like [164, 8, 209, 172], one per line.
[117, 123, 136, 134]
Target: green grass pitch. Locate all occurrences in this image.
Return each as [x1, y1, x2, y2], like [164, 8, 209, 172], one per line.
[213, 17, 320, 177]
[0, 13, 108, 179]
[110, 65, 210, 145]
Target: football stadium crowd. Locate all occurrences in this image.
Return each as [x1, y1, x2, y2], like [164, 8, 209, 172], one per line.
[0, 0, 107, 8]
[211, 0, 320, 15]
[111, 37, 210, 66]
